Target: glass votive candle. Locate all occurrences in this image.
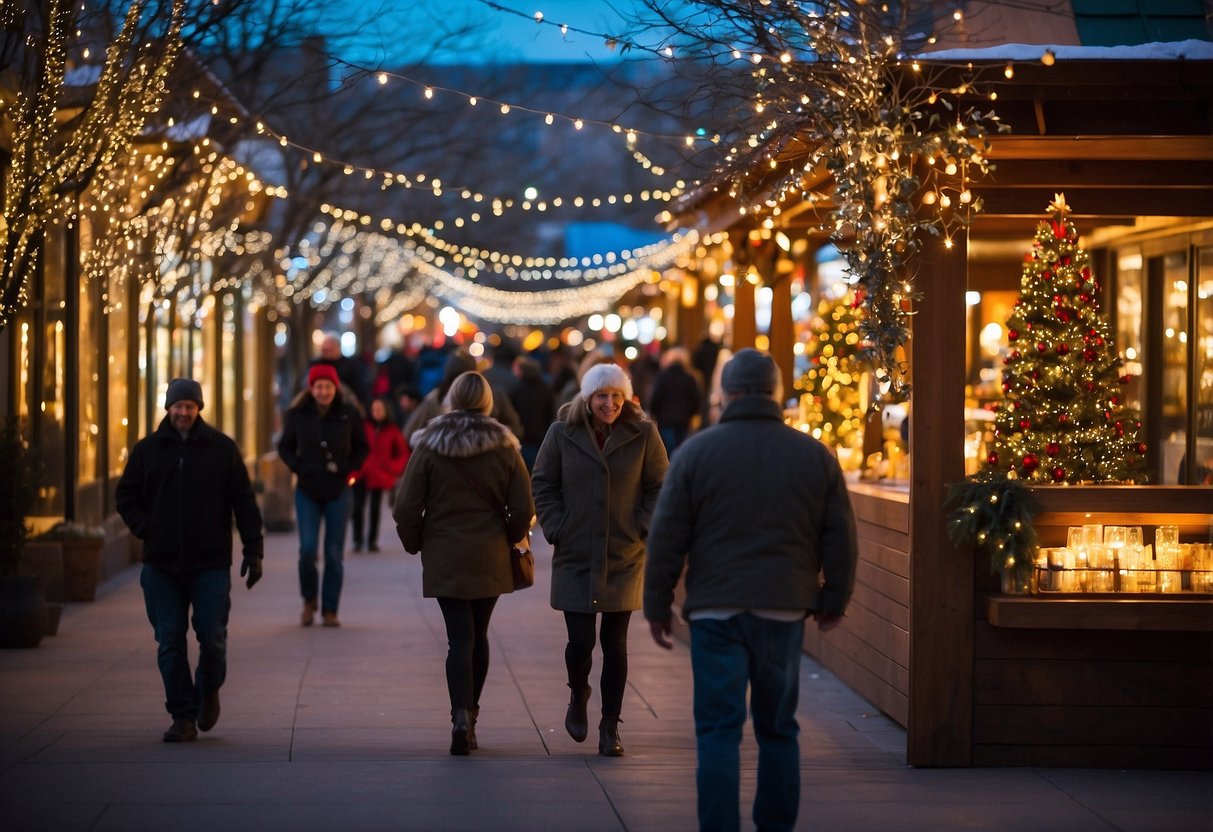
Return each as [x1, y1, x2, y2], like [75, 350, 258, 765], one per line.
[1155, 524, 1179, 551]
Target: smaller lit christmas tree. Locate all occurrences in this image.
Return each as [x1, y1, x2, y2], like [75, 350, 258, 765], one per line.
[988, 194, 1146, 484]
[948, 195, 1147, 582]
[796, 292, 865, 449]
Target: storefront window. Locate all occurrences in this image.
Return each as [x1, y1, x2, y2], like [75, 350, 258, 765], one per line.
[221, 292, 238, 435]
[1114, 249, 1144, 411]
[77, 222, 100, 488]
[1158, 252, 1190, 484]
[107, 269, 131, 475]
[1193, 247, 1213, 484]
[242, 289, 259, 456]
[35, 229, 67, 516]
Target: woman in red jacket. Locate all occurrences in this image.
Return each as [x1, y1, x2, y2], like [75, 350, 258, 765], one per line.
[352, 397, 409, 552]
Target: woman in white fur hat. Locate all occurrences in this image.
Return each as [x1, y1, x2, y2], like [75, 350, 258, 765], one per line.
[531, 361, 668, 757]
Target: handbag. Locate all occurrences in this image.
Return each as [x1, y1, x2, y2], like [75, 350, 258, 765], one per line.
[455, 460, 534, 591]
[510, 537, 535, 590]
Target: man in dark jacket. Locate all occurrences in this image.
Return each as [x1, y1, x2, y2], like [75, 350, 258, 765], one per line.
[116, 378, 264, 743]
[648, 346, 703, 456]
[644, 349, 858, 832]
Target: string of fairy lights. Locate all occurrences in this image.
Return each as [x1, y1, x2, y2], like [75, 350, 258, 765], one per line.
[5, 0, 1066, 348]
[281, 217, 699, 324]
[251, 118, 689, 226]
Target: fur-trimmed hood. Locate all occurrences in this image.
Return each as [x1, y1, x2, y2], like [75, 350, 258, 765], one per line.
[410, 409, 520, 458]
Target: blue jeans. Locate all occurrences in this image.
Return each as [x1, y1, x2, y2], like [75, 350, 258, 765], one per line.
[690, 614, 804, 832]
[295, 488, 352, 613]
[141, 564, 231, 720]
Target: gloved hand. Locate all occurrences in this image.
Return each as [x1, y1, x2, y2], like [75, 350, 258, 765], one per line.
[240, 555, 263, 589]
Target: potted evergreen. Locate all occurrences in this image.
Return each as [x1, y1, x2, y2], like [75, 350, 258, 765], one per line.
[0, 418, 48, 647]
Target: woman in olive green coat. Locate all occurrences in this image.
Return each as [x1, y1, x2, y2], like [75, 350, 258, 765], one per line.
[393, 371, 534, 755]
[531, 362, 668, 756]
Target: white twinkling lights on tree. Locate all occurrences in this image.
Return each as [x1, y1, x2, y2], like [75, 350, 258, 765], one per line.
[652, 0, 1011, 403]
[0, 0, 186, 331]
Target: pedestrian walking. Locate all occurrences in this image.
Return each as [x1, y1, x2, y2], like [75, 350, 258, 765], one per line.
[404, 348, 523, 444]
[509, 355, 556, 472]
[116, 378, 264, 743]
[277, 363, 369, 628]
[531, 363, 668, 756]
[351, 397, 409, 552]
[648, 346, 703, 456]
[643, 349, 859, 832]
[393, 371, 534, 755]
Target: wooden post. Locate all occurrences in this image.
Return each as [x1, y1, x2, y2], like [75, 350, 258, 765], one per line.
[767, 270, 794, 400]
[729, 229, 757, 350]
[907, 229, 973, 766]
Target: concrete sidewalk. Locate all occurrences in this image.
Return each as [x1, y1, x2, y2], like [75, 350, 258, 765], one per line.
[1, 525, 1209, 831]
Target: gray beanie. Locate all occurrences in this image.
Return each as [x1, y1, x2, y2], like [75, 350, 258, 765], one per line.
[580, 363, 633, 401]
[721, 349, 779, 396]
[165, 377, 204, 409]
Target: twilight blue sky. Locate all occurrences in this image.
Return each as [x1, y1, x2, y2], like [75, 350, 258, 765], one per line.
[327, 0, 656, 65]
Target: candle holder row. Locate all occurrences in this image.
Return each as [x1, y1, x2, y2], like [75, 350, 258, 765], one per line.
[1030, 524, 1213, 595]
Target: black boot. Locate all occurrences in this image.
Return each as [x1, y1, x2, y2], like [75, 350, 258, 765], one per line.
[450, 709, 471, 756]
[468, 707, 479, 751]
[598, 716, 624, 757]
[565, 685, 591, 742]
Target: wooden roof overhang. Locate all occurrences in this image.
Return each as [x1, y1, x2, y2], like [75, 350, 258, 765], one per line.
[669, 55, 1213, 246]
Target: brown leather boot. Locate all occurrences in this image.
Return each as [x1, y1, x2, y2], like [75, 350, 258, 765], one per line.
[450, 709, 471, 756]
[301, 600, 317, 627]
[468, 707, 479, 750]
[598, 716, 624, 757]
[565, 685, 591, 742]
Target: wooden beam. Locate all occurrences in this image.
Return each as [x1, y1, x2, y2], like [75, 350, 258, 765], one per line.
[907, 229, 973, 766]
[988, 136, 1213, 161]
[976, 187, 1213, 218]
[982, 159, 1213, 189]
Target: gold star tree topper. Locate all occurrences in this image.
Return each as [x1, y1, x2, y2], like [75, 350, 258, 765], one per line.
[1046, 192, 1071, 219]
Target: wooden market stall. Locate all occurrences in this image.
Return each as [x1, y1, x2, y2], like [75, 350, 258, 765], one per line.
[673, 53, 1213, 769]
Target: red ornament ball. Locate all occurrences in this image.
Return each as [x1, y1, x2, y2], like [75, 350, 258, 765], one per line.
[987, 452, 999, 466]
[1037, 342, 1049, 354]
[1057, 342, 1069, 355]
[1120, 374, 1132, 384]
[1059, 413, 1071, 424]
[1022, 453, 1039, 472]
[1061, 255, 1072, 266]
[1052, 466, 1066, 482]
[1008, 329, 1019, 341]
[1136, 442, 1147, 454]
[1046, 442, 1060, 456]
[1083, 349, 1097, 362]
[1019, 419, 1031, 431]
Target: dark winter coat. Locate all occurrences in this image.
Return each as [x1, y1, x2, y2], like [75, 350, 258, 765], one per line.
[648, 362, 703, 430]
[393, 410, 534, 599]
[510, 375, 557, 446]
[116, 415, 263, 571]
[277, 393, 369, 503]
[532, 414, 668, 613]
[357, 419, 409, 491]
[643, 395, 858, 622]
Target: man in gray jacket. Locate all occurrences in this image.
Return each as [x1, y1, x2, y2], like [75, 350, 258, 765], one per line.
[644, 349, 858, 832]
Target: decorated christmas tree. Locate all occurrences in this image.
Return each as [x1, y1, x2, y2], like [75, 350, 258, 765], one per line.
[988, 194, 1147, 484]
[948, 195, 1147, 580]
[796, 292, 864, 449]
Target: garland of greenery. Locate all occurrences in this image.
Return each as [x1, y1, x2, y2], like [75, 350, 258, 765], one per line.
[944, 475, 1040, 579]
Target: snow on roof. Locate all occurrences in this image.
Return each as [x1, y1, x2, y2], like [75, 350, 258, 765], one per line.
[922, 39, 1213, 62]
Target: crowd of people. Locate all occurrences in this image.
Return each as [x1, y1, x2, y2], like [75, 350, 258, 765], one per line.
[115, 333, 859, 832]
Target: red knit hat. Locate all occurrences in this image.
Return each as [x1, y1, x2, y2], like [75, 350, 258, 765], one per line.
[308, 363, 340, 388]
